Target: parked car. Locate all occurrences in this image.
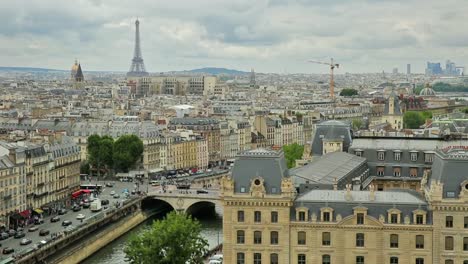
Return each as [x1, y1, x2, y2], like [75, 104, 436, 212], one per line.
[110, 191, 116, 195]
[62, 220, 72, 226]
[39, 229, 50, 236]
[76, 214, 85, 220]
[51, 216, 60, 223]
[113, 194, 120, 199]
[7, 229, 16, 236]
[20, 238, 32, 245]
[14, 232, 25, 239]
[72, 205, 81, 212]
[105, 182, 114, 187]
[58, 208, 67, 215]
[2, 247, 14, 254]
[101, 199, 110, 205]
[0, 232, 9, 240]
[28, 226, 39, 232]
[34, 218, 44, 225]
[83, 202, 91, 209]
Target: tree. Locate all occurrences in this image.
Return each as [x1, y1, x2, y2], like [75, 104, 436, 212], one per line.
[352, 119, 363, 130]
[463, 107, 468, 114]
[80, 161, 90, 175]
[124, 212, 208, 264]
[403, 111, 425, 129]
[113, 134, 144, 172]
[283, 143, 304, 168]
[87, 135, 114, 177]
[339, 88, 358, 97]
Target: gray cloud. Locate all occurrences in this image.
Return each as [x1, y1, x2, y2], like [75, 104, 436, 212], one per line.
[0, 0, 466, 73]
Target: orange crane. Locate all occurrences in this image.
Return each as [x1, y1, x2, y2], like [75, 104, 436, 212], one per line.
[308, 58, 340, 99]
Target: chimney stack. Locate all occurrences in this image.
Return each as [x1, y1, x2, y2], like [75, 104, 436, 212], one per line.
[345, 184, 352, 201]
[369, 184, 375, 201]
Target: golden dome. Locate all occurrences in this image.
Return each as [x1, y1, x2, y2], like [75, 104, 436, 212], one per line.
[71, 60, 79, 72]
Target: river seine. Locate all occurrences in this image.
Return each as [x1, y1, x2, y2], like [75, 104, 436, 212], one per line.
[82, 212, 223, 264]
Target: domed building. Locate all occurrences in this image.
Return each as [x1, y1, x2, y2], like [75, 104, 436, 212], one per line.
[71, 60, 84, 83]
[419, 83, 436, 97]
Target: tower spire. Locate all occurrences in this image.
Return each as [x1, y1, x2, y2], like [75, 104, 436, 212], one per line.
[127, 18, 149, 77]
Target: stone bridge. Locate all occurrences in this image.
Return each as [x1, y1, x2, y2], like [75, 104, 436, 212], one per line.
[143, 190, 222, 215]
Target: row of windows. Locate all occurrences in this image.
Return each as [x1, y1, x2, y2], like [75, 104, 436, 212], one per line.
[237, 211, 278, 223]
[376, 166, 419, 177]
[446, 216, 468, 228]
[236, 253, 432, 264]
[445, 236, 468, 251]
[294, 210, 428, 225]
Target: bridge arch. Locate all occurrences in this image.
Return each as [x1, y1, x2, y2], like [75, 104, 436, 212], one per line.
[185, 201, 218, 217]
[141, 197, 176, 213]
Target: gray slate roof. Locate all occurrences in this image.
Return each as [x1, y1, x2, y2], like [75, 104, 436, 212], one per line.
[428, 148, 468, 198]
[232, 148, 288, 194]
[291, 152, 366, 185]
[311, 120, 352, 156]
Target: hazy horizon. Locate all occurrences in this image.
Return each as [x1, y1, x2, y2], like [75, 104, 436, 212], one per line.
[1, 0, 467, 74]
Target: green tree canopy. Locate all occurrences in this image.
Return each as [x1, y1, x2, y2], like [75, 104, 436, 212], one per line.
[124, 212, 208, 264]
[339, 88, 358, 97]
[87, 134, 114, 176]
[113, 134, 144, 172]
[352, 119, 363, 130]
[283, 143, 304, 168]
[403, 111, 426, 129]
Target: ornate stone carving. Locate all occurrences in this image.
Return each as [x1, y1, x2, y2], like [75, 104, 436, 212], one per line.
[220, 175, 234, 197]
[250, 177, 266, 197]
[281, 177, 296, 197]
[379, 214, 385, 223]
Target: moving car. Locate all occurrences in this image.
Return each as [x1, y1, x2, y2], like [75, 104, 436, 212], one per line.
[28, 226, 39, 232]
[62, 220, 72, 226]
[51, 216, 60, 222]
[0, 232, 8, 240]
[110, 191, 116, 195]
[7, 229, 16, 236]
[2, 247, 14, 254]
[14, 232, 25, 239]
[20, 238, 32, 245]
[101, 199, 109, 205]
[72, 205, 81, 212]
[105, 182, 114, 187]
[82, 202, 91, 209]
[58, 208, 67, 215]
[76, 214, 86, 220]
[39, 229, 50, 236]
[113, 194, 120, 199]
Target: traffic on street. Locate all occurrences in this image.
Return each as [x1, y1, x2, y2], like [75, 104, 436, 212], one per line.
[0, 180, 138, 261]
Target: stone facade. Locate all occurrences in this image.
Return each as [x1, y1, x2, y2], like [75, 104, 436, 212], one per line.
[222, 148, 468, 264]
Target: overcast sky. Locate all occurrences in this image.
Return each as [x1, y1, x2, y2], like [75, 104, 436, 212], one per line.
[1, 0, 467, 73]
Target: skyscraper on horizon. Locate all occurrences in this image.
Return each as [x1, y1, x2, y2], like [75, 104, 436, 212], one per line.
[249, 68, 256, 88]
[127, 19, 149, 77]
[407, 64, 411, 75]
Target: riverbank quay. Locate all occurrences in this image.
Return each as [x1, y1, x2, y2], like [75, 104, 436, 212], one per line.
[15, 197, 144, 264]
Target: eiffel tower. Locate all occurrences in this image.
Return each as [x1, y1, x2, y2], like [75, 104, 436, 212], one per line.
[127, 19, 149, 77]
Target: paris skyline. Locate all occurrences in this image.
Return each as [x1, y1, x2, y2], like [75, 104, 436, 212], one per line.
[0, 0, 467, 74]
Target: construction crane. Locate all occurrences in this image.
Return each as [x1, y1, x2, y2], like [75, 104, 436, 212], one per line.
[308, 58, 340, 99]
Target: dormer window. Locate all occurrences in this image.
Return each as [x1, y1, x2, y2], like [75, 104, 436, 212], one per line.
[296, 207, 308, 222]
[387, 209, 401, 224]
[378, 151, 385, 161]
[321, 208, 334, 222]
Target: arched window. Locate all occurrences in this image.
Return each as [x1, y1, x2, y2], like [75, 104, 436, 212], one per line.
[270, 231, 279, 245]
[298, 254, 306, 264]
[270, 253, 278, 264]
[445, 236, 454, 250]
[236, 230, 245, 244]
[390, 257, 398, 264]
[445, 260, 453, 264]
[390, 234, 398, 248]
[254, 231, 262, 244]
[356, 233, 365, 247]
[236, 252, 245, 264]
[322, 255, 331, 264]
[298, 231, 306, 245]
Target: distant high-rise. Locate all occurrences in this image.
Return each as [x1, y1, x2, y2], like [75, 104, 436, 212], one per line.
[406, 64, 411, 75]
[392, 67, 398, 74]
[249, 68, 256, 88]
[425, 62, 442, 75]
[127, 19, 149, 77]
